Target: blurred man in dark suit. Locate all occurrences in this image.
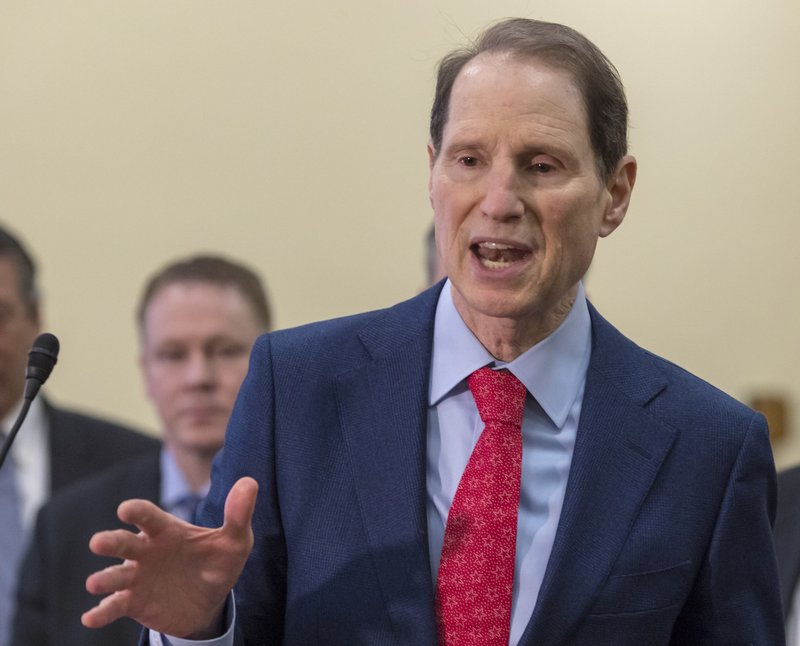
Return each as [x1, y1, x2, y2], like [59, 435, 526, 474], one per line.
[12, 254, 271, 645]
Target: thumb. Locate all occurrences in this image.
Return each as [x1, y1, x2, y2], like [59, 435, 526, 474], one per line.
[222, 477, 259, 540]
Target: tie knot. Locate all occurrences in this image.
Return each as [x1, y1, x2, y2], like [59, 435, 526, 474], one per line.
[467, 367, 526, 426]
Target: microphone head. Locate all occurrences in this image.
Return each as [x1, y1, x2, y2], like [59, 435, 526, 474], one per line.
[26, 332, 60, 386]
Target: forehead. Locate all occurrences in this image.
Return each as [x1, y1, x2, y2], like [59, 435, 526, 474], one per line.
[443, 52, 590, 147]
[141, 281, 259, 341]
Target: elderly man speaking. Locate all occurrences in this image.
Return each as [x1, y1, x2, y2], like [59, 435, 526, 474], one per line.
[81, 18, 783, 646]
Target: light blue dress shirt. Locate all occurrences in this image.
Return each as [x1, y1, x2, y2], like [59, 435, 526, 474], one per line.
[428, 281, 590, 644]
[158, 281, 591, 646]
[160, 450, 209, 523]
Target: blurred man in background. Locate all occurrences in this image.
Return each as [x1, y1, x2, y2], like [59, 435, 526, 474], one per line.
[13, 256, 270, 646]
[0, 224, 158, 646]
[12, 254, 272, 645]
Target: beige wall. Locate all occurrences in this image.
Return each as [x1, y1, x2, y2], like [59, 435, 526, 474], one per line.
[2, 2, 799, 465]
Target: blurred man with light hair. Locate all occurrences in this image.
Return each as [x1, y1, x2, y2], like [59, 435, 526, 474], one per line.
[13, 254, 271, 645]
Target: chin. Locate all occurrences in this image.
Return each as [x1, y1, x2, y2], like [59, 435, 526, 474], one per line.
[177, 426, 226, 449]
[468, 283, 543, 319]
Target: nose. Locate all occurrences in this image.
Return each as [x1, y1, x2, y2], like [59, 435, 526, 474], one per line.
[183, 352, 216, 389]
[479, 162, 525, 221]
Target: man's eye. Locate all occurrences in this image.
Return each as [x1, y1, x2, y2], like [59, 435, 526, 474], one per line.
[532, 162, 553, 173]
[157, 349, 185, 362]
[215, 344, 246, 359]
[458, 156, 479, 167]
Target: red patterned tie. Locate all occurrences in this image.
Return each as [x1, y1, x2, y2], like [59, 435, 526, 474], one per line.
[436, 367, 527, 646]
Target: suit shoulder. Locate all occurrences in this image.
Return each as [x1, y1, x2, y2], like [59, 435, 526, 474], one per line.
[646, 350, 761, 432]
[589, 305, 759, 428]
[41, 452, 160, 523]
[46, 402, 160, 491]
[48, 403, 159, 449]
[261, 284, 441, 362]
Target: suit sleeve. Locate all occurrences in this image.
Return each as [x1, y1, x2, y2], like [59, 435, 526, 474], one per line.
[670, 412, 785, 644]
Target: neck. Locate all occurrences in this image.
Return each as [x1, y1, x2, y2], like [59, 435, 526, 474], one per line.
[454, 289, 577, 362]
[166, 444, 215, 493]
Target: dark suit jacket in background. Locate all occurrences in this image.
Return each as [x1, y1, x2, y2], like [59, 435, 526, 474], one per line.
[13, 452, 161, 646]
[8, 402, 157, 645]
[197, 284, 783, 645]
[775, 465, 800, 617]
[44, 400, 159, 493]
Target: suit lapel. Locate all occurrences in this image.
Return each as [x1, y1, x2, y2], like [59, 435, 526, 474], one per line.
[520, 308, 677, 645]
[333, 287, 440, 643]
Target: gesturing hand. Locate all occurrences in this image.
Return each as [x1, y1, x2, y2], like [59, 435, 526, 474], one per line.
[81, 476, 258, 639]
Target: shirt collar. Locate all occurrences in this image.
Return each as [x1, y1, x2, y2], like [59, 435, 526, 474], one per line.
[429, 280, 592, 428]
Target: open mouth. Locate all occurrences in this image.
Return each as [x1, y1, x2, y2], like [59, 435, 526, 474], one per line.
[471, 241, 531, 269]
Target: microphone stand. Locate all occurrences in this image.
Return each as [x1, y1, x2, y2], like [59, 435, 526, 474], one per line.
[0, 397, 33, 470]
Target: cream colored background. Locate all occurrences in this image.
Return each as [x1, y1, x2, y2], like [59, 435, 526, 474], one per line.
[2, 2, 799, 465]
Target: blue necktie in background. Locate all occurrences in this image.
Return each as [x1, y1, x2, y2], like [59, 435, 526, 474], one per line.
[172, 492, 203, 524]
[0, 432, 24, 646]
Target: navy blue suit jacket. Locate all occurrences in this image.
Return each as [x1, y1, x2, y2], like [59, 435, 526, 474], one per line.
[200, 284, 783, 645]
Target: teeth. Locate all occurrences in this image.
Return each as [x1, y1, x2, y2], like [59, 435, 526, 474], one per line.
[480, 257, 512, 269]
[474, 241, 528, 269]
[478, 241, 516, 250]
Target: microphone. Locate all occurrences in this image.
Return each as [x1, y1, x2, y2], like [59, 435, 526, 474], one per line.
[0, 333, 60, 470]
[24, 332, 60, 401]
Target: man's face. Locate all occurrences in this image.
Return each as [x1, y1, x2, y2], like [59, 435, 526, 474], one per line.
[429, 52, 633, 337]
[0, 256, 40, 418]
[139, 282, 262, 459]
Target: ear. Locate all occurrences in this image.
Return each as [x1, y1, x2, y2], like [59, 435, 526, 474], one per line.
[599, 155, 637, 238]
[427, 141, 437, 170]
[427, 142, 437, 205]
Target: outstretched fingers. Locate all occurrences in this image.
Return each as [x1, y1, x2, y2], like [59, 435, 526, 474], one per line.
[81, 588, 133, 628]
[88, 527, 144, 561]
[83, 498, 186, 629]
[89, 498, 187, 561]
[85, 559, 139, 596]
[117, 497, 181, 536]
